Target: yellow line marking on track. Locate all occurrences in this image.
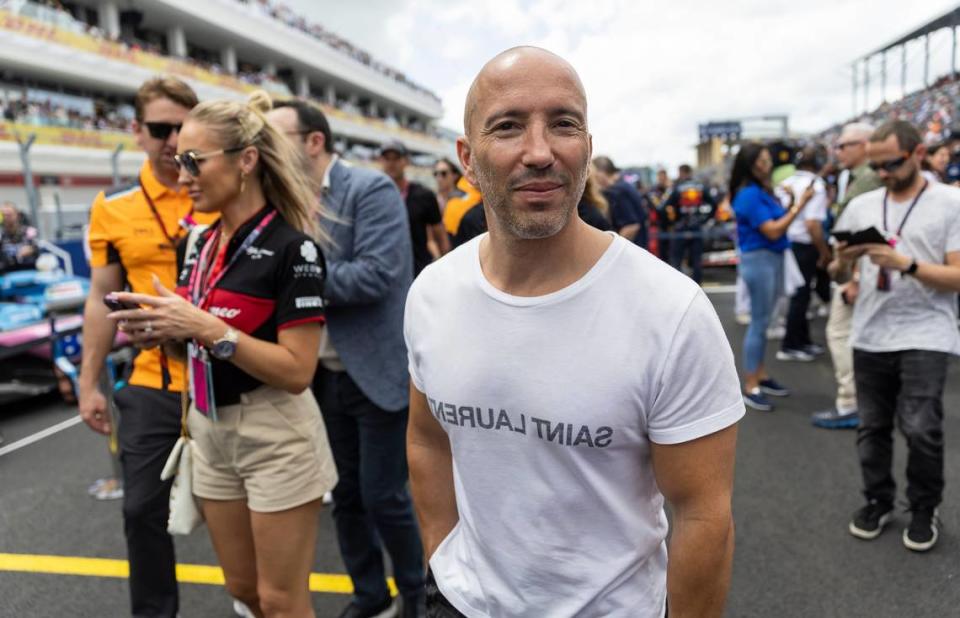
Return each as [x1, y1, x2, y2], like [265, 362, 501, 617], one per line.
[0, 553, 397, 595]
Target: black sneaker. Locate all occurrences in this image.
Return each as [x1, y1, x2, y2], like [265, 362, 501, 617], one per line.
[338, 596, 397, 618]
[849, 501, 894, 540]
[903, 507, 940, 552]
[759, 378, 790, 397]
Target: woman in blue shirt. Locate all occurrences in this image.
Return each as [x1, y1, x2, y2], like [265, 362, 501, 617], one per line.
[731, 143, 813, 411]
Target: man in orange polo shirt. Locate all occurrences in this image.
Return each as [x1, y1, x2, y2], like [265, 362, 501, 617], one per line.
[78, 77, 214, 618]
[441, 175, 482, 238]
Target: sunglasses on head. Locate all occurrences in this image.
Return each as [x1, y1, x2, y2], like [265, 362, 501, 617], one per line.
[868, 154, 910, 173]
[174, 146, 248, 177]
[145, 122, 183, 140]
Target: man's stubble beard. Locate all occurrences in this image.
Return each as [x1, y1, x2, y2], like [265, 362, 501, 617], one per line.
[886, 165, 919, 193]
[474, 160, 588, 241]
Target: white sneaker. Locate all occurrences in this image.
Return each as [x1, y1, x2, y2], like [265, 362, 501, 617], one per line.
[233, 599, 256, 618]
[776, 348, 815, 362]
[766, 325, 786, 340]
[735, 313, 751, 325]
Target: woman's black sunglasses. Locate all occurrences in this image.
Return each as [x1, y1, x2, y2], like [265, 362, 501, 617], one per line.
[145, 122, 183, 140]
[174, 146, 247, 177]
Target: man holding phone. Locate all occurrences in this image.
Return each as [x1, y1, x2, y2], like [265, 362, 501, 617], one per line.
[829, 120, 960, 552]
[78, 77, 214, 617]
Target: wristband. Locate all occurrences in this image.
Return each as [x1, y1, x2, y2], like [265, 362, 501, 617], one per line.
[902, 259, 918, 276]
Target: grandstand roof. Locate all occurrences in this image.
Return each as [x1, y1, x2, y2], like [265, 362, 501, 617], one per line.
[866, 4, 960, 58]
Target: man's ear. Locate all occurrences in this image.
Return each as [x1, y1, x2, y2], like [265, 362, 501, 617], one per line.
[307, 131, 326, 158]
[457, 136, 477, 187]
[131, 119, 145, 151]
[915, 143, 928, 162]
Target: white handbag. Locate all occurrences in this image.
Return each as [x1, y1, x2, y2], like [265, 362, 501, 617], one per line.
[160, 392, 204, 535]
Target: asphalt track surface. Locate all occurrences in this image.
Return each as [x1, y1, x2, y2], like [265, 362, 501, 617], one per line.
[1, 276, 958, 617]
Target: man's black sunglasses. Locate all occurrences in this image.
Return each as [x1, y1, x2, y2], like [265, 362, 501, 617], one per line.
[145, 122, 183, 140]
[868, 155, 910, 173]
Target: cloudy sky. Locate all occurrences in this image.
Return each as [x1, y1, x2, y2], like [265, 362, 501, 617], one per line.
[289, 0, 959, 169]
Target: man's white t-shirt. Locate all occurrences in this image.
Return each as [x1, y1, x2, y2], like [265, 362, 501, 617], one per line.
[834, 181, 960, 355]
[781, 170, 828, 244]
[404, 233, 745, 618]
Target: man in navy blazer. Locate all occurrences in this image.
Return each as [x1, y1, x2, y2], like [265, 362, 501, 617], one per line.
[268, 100, 425, 618]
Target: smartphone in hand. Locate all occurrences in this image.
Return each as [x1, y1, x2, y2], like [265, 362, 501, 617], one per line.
[103, 294, 138, 312]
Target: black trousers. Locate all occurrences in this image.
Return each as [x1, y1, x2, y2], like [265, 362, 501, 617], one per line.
[853, 349, 949, 510]
[114, 385, 182, 618]
[783, 242, 819, 351]
[313, 367, 425, 609]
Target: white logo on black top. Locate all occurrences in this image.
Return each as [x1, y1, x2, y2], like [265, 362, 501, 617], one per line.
[295, 296, 324, 309]
[300, 241, 318, 263]
[210, 307, 241, 319]
[246, 247, 275, 260]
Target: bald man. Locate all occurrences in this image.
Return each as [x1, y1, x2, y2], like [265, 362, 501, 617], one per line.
[405, 47, 743, 618]
[812, 122, 882, 429]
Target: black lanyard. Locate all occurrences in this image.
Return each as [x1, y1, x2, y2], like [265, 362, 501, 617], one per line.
[882, 180, 928, 237]
[139, 179, 191, 249]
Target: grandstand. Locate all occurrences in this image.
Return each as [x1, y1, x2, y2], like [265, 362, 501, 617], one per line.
[830, 6, 960, 146]
[0, 0, 453, 234]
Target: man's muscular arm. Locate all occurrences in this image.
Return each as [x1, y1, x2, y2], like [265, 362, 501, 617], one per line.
[651, 424, 738, 618]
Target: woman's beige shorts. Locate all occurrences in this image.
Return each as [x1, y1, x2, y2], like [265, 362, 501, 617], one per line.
[187, 385, 338, 513]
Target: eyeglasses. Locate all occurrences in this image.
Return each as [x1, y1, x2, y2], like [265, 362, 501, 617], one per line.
[835, 140, 865, 151]
[868, 155, 910, 173]
[145, 122, 183, 140]
[174, 146, 248, 177]
[433, 169, 450, 178]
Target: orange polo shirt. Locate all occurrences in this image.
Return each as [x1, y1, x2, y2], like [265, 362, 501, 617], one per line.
[87, 161, 218, 392]
[442, 176, 482, 235]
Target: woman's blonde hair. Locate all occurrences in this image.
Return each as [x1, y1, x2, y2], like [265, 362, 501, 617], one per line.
[583, 173, 610, 220]
[187, 90, 330, 245]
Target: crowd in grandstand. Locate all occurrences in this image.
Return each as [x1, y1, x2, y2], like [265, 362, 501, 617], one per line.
[0, 89, 131, 131]
[5, 0, 444, 140]
[233, 0, 440, 102]
[823, 73, 960, 146]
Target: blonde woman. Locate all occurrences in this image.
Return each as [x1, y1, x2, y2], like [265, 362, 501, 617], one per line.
[108, 91, 337, 618]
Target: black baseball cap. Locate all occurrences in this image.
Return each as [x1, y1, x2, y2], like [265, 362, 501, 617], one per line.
[379, 140, 408, 157]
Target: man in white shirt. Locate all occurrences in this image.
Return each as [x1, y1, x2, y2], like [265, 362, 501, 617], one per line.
[777, 145, 831, 361]
[831, 120, 960, 552]
[405, 46, 744, 618]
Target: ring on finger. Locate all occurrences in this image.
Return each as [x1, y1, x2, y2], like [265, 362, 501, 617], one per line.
[144, 321, 153, 333]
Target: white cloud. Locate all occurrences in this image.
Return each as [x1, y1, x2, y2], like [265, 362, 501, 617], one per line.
[289, 0, 960, 168]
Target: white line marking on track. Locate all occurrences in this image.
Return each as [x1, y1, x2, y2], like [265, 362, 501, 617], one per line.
[0, 416, 83, 458]
[702, 284, 737, 294]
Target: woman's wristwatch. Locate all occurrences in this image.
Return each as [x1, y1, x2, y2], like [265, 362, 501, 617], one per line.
[902, 259, 919, 276]
[210, 327, 239, 360]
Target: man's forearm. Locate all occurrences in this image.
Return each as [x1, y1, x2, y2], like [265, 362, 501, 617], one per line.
[407, 439, 459, 560]
[667, 513, 735, 618]
[618, 223, 640, 241]
[913, 262, 960, 293]
[828, 257, 854, 283]
[78, 297, 118, 391]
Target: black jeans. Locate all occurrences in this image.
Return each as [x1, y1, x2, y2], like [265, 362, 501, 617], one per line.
[426, 569, 466, 618]
[783, 242, 818, 351]
[669, 229, 704, 284]
[115, 385, 182, 618]
[313, 367, 425, 609]
[853, 349, 949, 510]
